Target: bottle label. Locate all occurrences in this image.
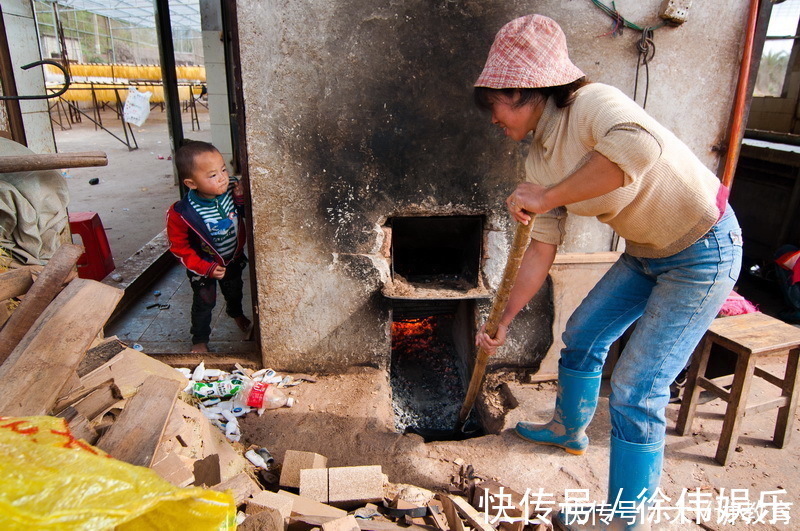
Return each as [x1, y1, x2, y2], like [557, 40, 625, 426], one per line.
[191, 378, 243, 399]
[247, 382, 269, 407]
[217, 378, 243, 398]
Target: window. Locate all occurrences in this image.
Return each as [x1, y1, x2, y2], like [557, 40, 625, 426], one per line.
[755, 0, 800, 97]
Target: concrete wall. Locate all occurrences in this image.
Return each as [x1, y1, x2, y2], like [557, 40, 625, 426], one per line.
[198, 0, 234, 172]
[237, 1, 750, 373]
[1, 0, 55, 153]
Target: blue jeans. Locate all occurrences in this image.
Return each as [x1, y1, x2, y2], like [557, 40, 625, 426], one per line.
[560, 208, 742, 444]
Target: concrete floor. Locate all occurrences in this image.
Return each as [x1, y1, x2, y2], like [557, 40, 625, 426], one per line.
[105, 261, 256, 355]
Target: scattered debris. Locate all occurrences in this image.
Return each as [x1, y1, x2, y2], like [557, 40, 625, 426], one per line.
[0, 258, 554, 530]
[179, 362, 302, 443]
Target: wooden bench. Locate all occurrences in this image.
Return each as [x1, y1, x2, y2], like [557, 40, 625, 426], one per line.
[676, 312, 800, 465]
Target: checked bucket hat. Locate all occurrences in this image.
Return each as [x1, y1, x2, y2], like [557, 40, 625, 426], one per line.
[475, 14, 585, 89]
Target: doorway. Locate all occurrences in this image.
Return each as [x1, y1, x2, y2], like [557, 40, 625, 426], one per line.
[35, 0, 257, 356]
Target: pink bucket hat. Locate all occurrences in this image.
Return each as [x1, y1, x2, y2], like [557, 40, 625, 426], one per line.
[475, 15, 585, 89]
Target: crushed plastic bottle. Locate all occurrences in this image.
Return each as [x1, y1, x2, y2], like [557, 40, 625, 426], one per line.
[192, 377, 244, 399]
[244, 449, 269, 469]
[192, 361, 206, 382]
[221, 410, 241, 442]
[238, 381, 293, 409]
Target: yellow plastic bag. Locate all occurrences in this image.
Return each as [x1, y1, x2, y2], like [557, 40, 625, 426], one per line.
[0, 416, 236, 530]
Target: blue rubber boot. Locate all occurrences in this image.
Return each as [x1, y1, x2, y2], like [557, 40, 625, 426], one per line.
[553, 437, 664, 530]
[515, 361, 602, 455]
[607, 436, 664, 529]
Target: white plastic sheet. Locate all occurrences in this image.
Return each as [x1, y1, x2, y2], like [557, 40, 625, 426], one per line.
[123, 88, 152, 127]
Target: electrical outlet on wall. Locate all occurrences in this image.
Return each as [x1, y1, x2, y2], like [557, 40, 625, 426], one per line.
[659, 0, 692, 25]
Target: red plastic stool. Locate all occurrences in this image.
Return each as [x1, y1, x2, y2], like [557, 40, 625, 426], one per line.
[68, 211, 115, 281]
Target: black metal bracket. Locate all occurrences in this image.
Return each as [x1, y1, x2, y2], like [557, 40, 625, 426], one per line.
[0, 59, 71, 101]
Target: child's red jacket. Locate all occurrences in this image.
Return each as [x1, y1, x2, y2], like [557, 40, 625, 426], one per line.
[165, 187, 246, 277]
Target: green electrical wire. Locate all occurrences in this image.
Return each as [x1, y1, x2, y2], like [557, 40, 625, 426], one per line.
[590, 0, 665, 33]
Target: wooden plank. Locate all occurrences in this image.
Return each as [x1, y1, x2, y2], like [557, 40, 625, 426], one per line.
[71, 381, 123, 422]
[552, 252, 622, 265]
[0, 267, 33, 301]
[426, 500, 450, 531]
[95, 375, 182, 467]
[54, 371, 83, 408]
[435, 494, 464, 531]
[708, 313, 800, 354]
[164, 399, 247, 483]
[0, 244, 85, 365]
[0, 151, 107, 173]
[446, 495, 493, 531]
[0, 278, 123, 416]
[102, 229, 172, 325]
[322, 515, 362, 531]
[143, 352, 261, 368]
[56, 405, 98, 444]
[535, 254, 619, 377]
[77, 347, 188, 398]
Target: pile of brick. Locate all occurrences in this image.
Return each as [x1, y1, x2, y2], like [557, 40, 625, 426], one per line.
[231, 449, 550, 531]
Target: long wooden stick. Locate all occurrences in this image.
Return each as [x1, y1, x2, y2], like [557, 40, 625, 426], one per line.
[0, 244, 83, 365]
[0, 151, 107, 173]
[457, 216, 535, 426]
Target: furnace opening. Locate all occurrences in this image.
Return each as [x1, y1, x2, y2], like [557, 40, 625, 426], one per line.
[390, 216, 483, 289]
[386, 215, 487, 440]
[389, 299, 483, 441]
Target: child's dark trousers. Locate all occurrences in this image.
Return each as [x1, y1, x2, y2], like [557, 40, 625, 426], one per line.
[187, 254, 247, 345]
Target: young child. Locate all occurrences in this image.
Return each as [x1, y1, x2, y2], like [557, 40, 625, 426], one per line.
[166, 141, 251, 353]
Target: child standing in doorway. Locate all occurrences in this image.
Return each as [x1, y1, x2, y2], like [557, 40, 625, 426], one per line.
[166, 140, 251, 353]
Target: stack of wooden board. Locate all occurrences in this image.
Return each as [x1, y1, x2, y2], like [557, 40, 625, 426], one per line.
[0, 243, 248, 488]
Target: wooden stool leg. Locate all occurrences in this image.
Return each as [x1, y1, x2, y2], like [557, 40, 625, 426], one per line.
[774, 348, 800, 448]
[715, 352, 757, 466]
[676, 338, 712, 435]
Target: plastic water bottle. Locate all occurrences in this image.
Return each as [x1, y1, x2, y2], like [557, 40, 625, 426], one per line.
[192, 377, 244, 399]
[240, 381, 294, 409]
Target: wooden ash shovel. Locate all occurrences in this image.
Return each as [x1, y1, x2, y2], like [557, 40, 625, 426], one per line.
[456, 215, 535, 432]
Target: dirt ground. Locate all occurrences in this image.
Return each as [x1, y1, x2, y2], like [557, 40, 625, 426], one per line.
[54, 106, 210, 263]
[238, 360, 799, 530]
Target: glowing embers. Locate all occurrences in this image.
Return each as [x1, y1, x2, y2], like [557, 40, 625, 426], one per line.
[389, 299, 478, 438]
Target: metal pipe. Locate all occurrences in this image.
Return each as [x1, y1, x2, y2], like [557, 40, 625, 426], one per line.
[721, 0, 761, 188]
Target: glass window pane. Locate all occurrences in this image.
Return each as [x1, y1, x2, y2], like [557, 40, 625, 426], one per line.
[755, 0, 800, 97]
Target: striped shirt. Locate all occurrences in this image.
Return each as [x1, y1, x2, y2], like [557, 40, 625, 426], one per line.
[187, 181, 239, 259]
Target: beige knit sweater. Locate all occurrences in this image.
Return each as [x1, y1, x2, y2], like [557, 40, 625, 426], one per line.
[528, 83, 723, 258]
